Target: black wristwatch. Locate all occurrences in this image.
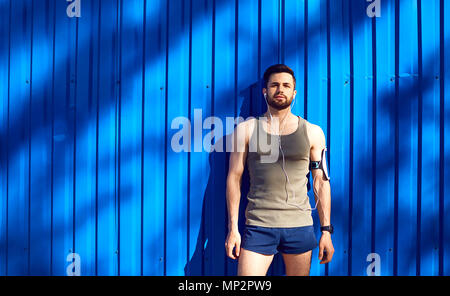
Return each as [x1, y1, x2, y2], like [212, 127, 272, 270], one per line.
[320, 225, 334, 234]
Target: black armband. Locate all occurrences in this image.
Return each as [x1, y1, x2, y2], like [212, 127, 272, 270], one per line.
[309, 147, 330, 181]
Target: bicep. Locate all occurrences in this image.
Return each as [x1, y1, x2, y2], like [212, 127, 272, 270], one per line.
[228, 150, 247, 179]
[309, 125, 326, 161]
[309, 125, 327, 181]
[227, 122, 249, 178]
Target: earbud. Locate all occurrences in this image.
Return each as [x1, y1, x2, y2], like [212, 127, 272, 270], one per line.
[263, 93, 272, 120]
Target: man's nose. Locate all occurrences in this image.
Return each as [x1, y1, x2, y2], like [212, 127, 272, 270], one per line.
[277, 86, 286, 93]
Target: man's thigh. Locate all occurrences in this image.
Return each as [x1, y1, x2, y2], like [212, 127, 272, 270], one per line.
[238, 248, 274, 276]
[281, 250, 312, 276]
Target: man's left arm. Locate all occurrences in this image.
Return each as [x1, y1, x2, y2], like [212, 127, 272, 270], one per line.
[309, 124, 335, 265]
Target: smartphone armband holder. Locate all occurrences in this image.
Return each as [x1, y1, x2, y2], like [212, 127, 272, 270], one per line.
[309, 147, 330, 181]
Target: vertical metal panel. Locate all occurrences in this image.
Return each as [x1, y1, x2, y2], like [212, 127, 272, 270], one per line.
[374, 0, 395, 276]
[166, 0, 189, 276]
[53, 0, 77, 276]
[196, 0, 215, 276]
[210, 0, 232, 276]
[187, 0, 213, 276]
[0, 0, 10, 277]
[0, 0, 449, 276]
[143, 0, 165, 277]
[74, 0, 98, 276]
[7, 0, 32, 275]
[329, 0, 351, 276]
[97, 0, 119, 276]
[350, 0, 374, 276]
[444, 0, 450, 277]
[398, 0, 419, 276]
[420, 0, 441, 276]
[29, 0, 53, 275]
[284, 0, 306, 117]
[118, 0, 144, 276]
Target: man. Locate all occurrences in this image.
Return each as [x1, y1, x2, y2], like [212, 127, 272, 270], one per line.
[225, 64, 334, 276]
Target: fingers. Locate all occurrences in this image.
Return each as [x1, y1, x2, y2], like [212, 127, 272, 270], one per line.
[318, 245, 324, 261]
[225, 241, 236, 260]
[319, 252, 328, 264]
[225, 239, 241, 260]
[319, 247, 334, 264]
[326, 248, 335, 263]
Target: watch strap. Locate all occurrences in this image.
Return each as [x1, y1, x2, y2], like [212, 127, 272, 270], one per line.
[320, 225, 334, 234]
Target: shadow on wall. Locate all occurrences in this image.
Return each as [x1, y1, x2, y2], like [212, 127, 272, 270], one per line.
[184, 80, 315, 276]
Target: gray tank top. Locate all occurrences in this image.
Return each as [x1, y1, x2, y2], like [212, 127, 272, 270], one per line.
[245, 115, 313, 227]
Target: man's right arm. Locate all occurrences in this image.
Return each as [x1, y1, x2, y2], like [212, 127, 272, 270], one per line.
[225, 120, 250, 260]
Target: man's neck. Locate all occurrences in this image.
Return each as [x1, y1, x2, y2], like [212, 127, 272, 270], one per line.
[265, 106, 292, 120]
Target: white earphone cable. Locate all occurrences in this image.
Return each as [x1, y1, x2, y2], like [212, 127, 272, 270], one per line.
[264, 93, 319, 212]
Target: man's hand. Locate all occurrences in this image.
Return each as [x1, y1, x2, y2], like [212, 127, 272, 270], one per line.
[318, 232, 334, 264]
[225, 229, 241, 260]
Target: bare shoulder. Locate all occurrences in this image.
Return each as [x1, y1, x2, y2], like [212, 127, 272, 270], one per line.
[238, 117, 257, 132]
[305, 121, 326, 149]
[234, 117, 257, 143]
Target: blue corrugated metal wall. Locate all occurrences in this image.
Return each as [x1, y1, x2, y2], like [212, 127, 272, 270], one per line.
[0, 0, 449, 276]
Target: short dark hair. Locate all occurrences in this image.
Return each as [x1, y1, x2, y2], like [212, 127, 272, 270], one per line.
[263, 64, 296, 88]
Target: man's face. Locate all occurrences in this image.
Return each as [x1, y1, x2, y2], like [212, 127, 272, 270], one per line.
[263, 72, 296, 111]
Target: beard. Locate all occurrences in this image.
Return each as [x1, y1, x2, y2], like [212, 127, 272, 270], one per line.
[267, 94, 294, 110]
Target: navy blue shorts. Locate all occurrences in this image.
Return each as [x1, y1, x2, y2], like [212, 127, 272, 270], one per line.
[241, 224, 318, 255]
